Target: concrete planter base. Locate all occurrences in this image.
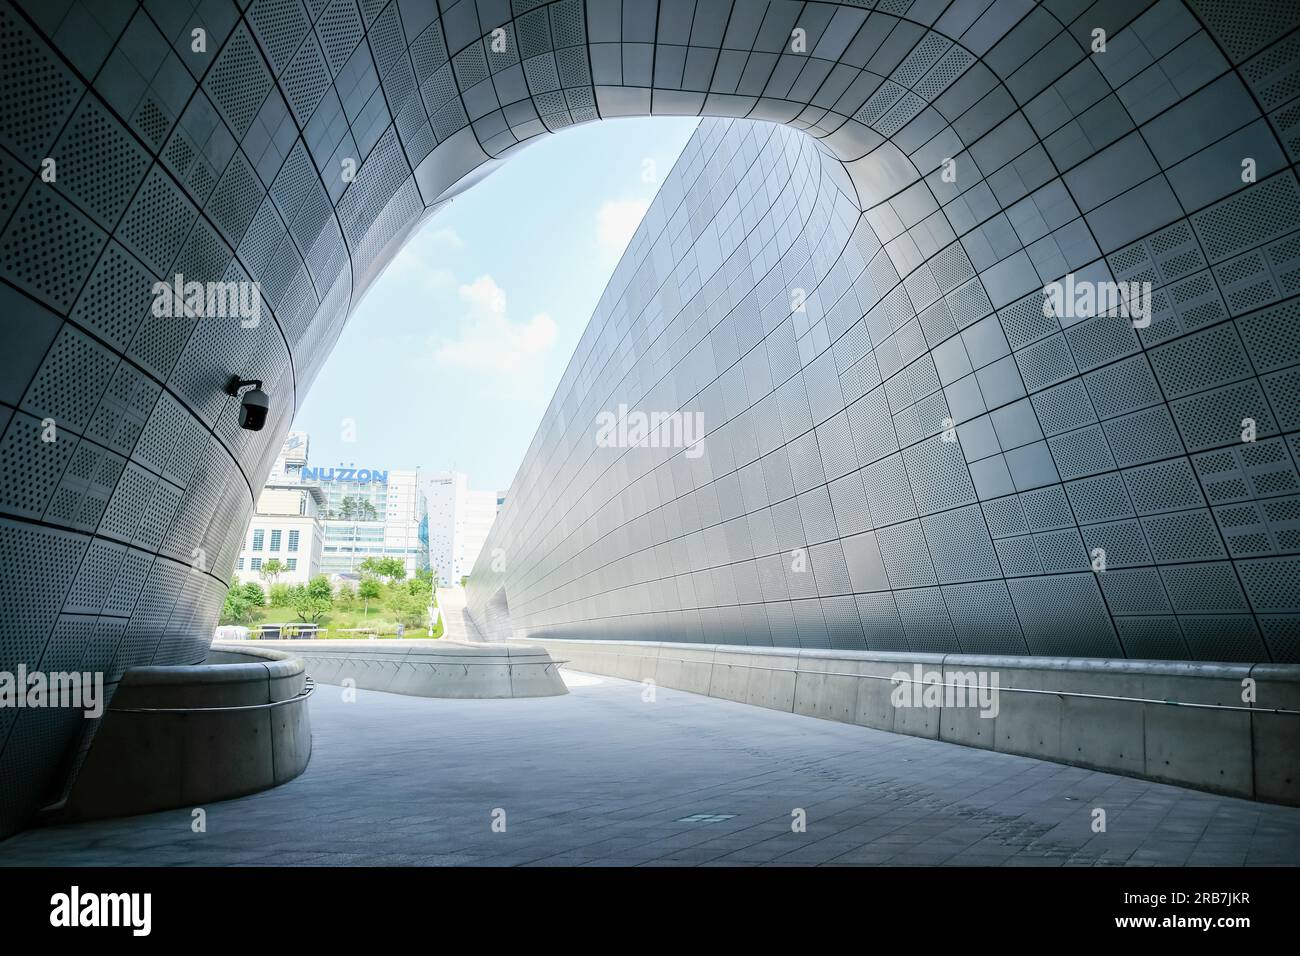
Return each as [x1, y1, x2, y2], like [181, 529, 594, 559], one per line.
[58, 655, 312, 822]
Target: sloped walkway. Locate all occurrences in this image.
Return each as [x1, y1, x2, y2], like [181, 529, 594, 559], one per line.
[435, 586, 483, 642]
[2, 670, 1298, 866]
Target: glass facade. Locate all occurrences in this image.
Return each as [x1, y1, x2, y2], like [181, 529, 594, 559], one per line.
[307, 468, 426, 576]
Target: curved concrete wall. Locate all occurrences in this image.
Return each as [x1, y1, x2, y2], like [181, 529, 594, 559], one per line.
[213, 638, 568, 697]
[0, 0, 1297, 836]
[534, 638, 1300, 804]
[57, 655, 312, 822]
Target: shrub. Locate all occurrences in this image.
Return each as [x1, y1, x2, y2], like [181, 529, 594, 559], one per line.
[221, 583, 256, 625]
[387, 577, 432, 628]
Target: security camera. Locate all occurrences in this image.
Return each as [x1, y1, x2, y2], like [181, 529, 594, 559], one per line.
[226, 377, 270, 431]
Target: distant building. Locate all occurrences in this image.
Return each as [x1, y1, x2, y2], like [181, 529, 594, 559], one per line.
[241, 433, 429, 580]
[304, 464, 426, 577]
[234, 482, 326, 586]
[268, 430, 309, 482]
[422, 471, 501, 585]
[243, 437, 493, 584]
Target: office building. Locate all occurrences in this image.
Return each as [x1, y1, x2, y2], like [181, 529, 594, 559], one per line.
[233, 482, 326, 586]
[422, 471, 501, 586]
[301, 462, 426, 578]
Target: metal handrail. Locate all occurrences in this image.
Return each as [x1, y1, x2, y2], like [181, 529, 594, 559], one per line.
[109, 679, 315, 714]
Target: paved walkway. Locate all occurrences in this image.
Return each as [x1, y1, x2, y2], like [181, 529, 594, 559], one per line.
[435, 585, 481, 641]
[3, 670, 1299, 866]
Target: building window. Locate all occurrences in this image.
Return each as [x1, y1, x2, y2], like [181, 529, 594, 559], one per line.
[270, 529, 282, 552]
[286, 558, 297, 571]
[288, 530, 299, 552]
[236, 557, 244, 569]
[252, 529, 264, 551]
[251, 558, 262, 570]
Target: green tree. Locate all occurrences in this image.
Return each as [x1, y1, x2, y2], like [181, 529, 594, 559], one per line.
[339, 496, 379, 521]
[334, 581, 356, 610]
[221, 583, 255, 625]
[359, 556, 405, 583]
[358, 577, 382, 617]
[259, 558, 285, 585]
[387, 576, 433, 628]
[268, 582, 292, 607]
[287, 575, 333, 623]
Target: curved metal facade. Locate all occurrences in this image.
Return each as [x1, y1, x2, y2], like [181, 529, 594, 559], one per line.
[465, 0, 1300, 665]
[0, 0, 1298, 833]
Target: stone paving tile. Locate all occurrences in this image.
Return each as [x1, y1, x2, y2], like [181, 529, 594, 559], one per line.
[1, 669, 1298, 867]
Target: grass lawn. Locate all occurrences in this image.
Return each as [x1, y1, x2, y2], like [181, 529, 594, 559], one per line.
[243, 603, 442, 638]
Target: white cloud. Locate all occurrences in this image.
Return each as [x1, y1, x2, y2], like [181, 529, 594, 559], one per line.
[432, 275, 558, 374]
[386, 246, 455, 293]
[428, 226, 464, 249]
[457, 274, 506, 316]
[383, 224, 464, 291]
[596, 198, 649, 255]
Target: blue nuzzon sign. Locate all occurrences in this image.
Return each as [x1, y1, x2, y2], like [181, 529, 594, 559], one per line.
[300, 467, 389, 483]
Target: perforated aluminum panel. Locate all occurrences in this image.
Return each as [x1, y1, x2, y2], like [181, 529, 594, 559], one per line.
[461, 0, 1300, 674]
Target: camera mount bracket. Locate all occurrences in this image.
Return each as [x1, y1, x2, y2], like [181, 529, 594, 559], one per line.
[226, 377, 264, 397]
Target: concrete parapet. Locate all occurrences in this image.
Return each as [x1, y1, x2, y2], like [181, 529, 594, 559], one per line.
[214, 639, 568, 699]
[530, 639, 1300, 805]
